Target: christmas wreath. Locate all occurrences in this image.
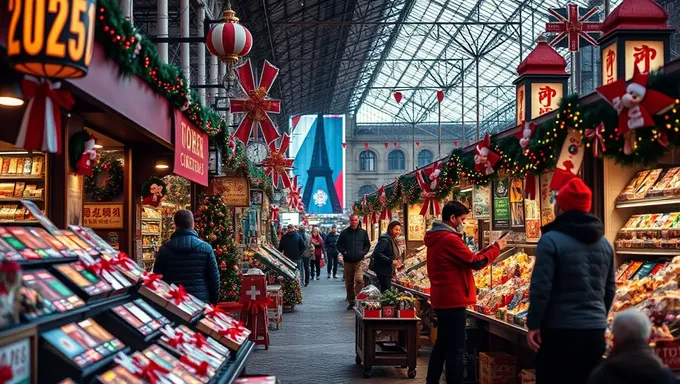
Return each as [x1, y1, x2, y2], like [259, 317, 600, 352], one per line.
[162, 175, 190, 207]
[85, 155, 124, 201]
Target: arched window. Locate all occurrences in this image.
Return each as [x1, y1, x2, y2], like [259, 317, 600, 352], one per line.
[358, 185, 376, 199]
[418, 150, 434, 167]
[388, 150, 405, 170]
[359, 151, 376, 171]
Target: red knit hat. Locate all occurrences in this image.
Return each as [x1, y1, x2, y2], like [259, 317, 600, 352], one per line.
[556, 178, 592, 212]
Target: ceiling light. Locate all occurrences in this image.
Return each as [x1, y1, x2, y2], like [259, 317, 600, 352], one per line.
[155, 159, 170, 169]
[0, 71, 24, 107]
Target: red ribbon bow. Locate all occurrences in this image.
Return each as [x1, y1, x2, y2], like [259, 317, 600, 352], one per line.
[415, 168, 441, 217]
[16, 76, 74, 154]
[191, 333, 207, 349]
[218, 321, 248, 341]
[112, 252, 138, 272]
[286, 176, 304, 211]
[0, 364, 13, 384]
[167, 332, 186, 348]
[133, 359, 170, 384]
[86, 258, 117, 277]
[230, 60, 282, 145]
[204, 304, 227, 319]
[180, 355, 210, 376]
[271, 205, 280, 222]
[167, 285, 189, 305]
[142, 272, 163, 288]
[585, 123, 607, 158]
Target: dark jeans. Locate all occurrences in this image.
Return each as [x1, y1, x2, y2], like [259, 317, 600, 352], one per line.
[377, 274, 392, 292]
[327, 252, 338, 276]
[302, 257, 311, 284]
[426, 308, 466, 384]
[311, 258, 321, 279]
[536, 328, 605, 384]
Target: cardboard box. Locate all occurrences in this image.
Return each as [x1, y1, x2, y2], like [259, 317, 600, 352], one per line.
[479, 352, 516, 383]
[139, 282, 204, 322]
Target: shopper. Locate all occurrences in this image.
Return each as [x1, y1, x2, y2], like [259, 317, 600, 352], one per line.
[527, 177, 616, 384]
[424, 201, 506, 384]
[310, 227, 325, 281]
[337, 214, 371, 310]
[369, 221, 402, 292]
[153, 210, 220, 304]
[587, 309, 675, 384]
[278, 224, 306, 286]
[324, 225, 340, 278]
[298, 226, 313, 286]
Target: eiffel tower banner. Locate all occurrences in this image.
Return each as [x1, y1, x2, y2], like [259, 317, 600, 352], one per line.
[289, 114, 345, 214]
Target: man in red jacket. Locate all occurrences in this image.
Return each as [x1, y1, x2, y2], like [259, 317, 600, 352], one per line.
[425, 201, 507, 384]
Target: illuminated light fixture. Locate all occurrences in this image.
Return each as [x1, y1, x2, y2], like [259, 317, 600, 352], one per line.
[0, 71, 24, 107]
[155, 159, 170, 169]
[93, 144, 103, 149]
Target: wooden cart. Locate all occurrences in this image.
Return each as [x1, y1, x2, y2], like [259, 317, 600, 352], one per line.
[354, 309, 420, 379]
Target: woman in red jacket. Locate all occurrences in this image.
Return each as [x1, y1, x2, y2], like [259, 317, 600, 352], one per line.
[310, 227, 325, 281]
[425, 201, 507, 384]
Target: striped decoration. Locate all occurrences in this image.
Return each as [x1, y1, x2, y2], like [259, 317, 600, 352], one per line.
[206, 22, 253, 60]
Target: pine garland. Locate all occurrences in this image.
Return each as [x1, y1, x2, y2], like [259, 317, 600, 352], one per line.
[354, 69, 680, 215]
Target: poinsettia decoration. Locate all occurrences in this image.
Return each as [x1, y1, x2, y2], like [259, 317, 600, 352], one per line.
[230, 59, 282, 145]
[263, 134, 294, 188]
[474, 132, 500, 175]
[596, 67, 675, 154]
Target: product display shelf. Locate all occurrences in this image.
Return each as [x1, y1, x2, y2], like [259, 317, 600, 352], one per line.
[141, 206, 163, 271]
[0, 152, 47, 225]
[18, 255, 80, 269]
[616, 196, 680, 209]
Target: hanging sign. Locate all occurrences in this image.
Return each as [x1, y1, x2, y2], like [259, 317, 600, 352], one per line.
[407, 203, 425, 242]
[516, 84, 526, 124]
[531, 83, 563, 118]
[510, 178, 525, 229]
[7, 0, 97, 78]
[207, 176, 250, 207]
[83, 202, 124, 229]
[174, 110, 209, 186]
[602, 43, 618, 85]
[625, 41, 665, 80]
[492, 179, 510, 229]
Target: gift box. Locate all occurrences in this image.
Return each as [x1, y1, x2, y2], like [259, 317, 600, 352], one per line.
[143, 344, 214, 383]
[139, 280, 204, 322]
[397, 309, 416, 318]
[197, 314, 252, 351]
[99, 350, 204, 384]
[363, 309, 381, 318]
[158, 325, 228, 370]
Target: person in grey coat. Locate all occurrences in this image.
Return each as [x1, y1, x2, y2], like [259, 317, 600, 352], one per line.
[527, 177, 615, 384]
[298, 226, 313, 287]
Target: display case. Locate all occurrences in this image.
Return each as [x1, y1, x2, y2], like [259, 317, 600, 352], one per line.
[141, 206, 162, 271]
[0, 149, 47, 225]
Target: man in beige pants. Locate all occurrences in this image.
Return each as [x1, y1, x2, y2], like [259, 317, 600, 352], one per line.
[337, 214, 371, 310]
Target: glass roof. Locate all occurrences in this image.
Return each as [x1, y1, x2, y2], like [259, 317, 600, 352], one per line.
[354, 0, 623, 128]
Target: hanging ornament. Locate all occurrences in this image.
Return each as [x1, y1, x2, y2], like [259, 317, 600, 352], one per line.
[263, 134, 294, 188]
[436, 90, 445, 103]
[584, 123, 607, 158]
[415, 141, 421, 148]
[15, 76, 74, 154]
[453, 141, 459, 147]
[415, 168, 441, 217]
[286, 176, 304, 212]
[229, 59, 281, 145]
[514, 120, 537, 150]
[69, 131, 98, 176]
[394, 92, 403, 104]
[342, 143, 347, 149]
[474, 132, 500, 175]
[596, 67, 675, 154]
[378, 186, 391, 221]
[550, 129, 585, 191]
[383, 142, 388, 149]
[364, 143, 369, 149]
[393, 142, 398, 147]
[271, 205, 280, 221]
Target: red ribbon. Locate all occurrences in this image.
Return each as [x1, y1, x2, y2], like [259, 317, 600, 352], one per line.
[380, 208, 392, 221]
[218, 321, 248, 340]
[191, 333, 207, 349]
[86, 258, 117, 277]
[16, 77, 74, 154]
[415, 168, 441, 217]
[167, 332, 186, 348]
[112, 252, 138, 272]
[585, 123, 607, 158]
[167, 285, 189, 305]
[271, 205, 280, 222]
[0, 365, 13, 384]
[180, 355, 209, 376]
[142, 272, 163, 288]
[657, 130, 670, 148]
[133, 359, 170, 384]
[204, 304, 227, 319]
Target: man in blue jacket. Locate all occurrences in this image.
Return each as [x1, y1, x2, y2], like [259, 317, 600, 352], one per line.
[527, 178, 615, 384]
[153, 210, 220, 304]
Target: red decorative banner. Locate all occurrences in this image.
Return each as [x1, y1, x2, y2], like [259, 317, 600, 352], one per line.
[174, 110, 209, 186]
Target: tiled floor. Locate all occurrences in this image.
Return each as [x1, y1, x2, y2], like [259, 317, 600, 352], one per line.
[246, 267, 432, 383]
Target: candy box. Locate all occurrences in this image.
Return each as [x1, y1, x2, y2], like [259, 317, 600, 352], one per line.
[197, 315, 251, 351]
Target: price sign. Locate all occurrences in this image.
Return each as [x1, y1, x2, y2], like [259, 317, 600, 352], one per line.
[83, 202, 123, 229]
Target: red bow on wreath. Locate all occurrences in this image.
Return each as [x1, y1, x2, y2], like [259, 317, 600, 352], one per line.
[167, 285, 189, 305]
[585, 123, 607, 158]
[142, 272, 163, 289]
[230, 59, 282, 145]
[0, 364, 13, 384]
[180, 355, 210, 377]
[263, 134, 294, 188]
[271, 205, 280, 222]
[596, 67, 675, 155]
[416, 168, 441, 217]
[474, 132, 500, 175]
[15, 76, 74, 154]
[378, 186, 392, 221]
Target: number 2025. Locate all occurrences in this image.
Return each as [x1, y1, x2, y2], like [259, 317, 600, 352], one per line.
[7, 0, 96, 64]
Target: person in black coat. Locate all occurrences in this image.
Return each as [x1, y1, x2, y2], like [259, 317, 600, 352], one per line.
[588, 309, 677, 384]
[324, 225, 341, 279]
[153, 210, 220, 304]
[337, 214, 371, 309]
[278, 224, 306, 286]
[369, 221, 402, 292]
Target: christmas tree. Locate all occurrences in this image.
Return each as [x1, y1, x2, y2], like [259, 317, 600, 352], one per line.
[194, 195, 241, 302]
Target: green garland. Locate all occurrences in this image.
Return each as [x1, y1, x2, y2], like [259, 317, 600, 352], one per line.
[85, 155, 124, 201]
[354, 69, 680, 216]
[95, 0, 225, 137]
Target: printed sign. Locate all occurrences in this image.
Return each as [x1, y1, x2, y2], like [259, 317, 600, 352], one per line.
[407, 204, 425, 242]
[473, 185, 490, 219]
[531, 83, 563, 119]
[207, 176, 250, 207]
[83, 202, 124, 229]
[516, 84, 526, 124]
[493, 179, 510, 229]
[174, 110, 209, 186]
[540, 172, 556, 226]
[625, 41, 664, 80]
[525, 175, 541, 243]
[510, 179, 525, 228]
[0, 337, 31, 384]
[655, 339, 680, 370]
[602, 42, 618, 85]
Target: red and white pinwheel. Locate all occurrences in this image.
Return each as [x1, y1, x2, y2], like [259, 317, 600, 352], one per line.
[596, 67, 675, 154]
[263, 134, 294, 188]
[230, 59, 281, 145]
[286, 176, 304, 212]
[378, 186, 392, 221]
[416, 168, 441, 217]
[474, 132, 500, 175]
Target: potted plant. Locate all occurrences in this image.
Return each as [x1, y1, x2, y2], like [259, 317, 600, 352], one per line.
[379, 289, 398, 318]
[397, 294, 416, 318]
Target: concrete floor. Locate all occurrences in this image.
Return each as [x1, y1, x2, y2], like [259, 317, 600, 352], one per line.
[246, 267, 433, 383]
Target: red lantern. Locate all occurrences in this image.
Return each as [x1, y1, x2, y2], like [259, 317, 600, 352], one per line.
[342, 143, 347, 149]
[393, 92, 403, 104]
[453, 140, 459, 147]
[416, 141, 421, 148]
[437, 90, 444, 102]
[384, 142, 388, 149]
[206, 9, 253, 65]
[393, 142, 398, 147]
[364, 143, 369, 149]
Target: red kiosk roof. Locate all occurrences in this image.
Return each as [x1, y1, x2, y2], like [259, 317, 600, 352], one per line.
[516, 36, 568, 77]
[601, 0, 672, 37]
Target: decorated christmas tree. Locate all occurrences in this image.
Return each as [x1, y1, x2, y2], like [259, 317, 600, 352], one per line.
[194, 195, 241, 302]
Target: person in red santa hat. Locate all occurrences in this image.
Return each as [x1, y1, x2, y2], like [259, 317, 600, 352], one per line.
[527, 177, 615, 384]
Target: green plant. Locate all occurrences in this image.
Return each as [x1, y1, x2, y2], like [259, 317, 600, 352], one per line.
[379, 288, 398, 307]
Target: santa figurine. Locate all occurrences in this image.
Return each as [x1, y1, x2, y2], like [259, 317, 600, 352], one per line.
[75, 134, 97, 176]
[142, 183, 164, 207]
[474, 132, 500, 175]
[514, 121, 536, 150]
